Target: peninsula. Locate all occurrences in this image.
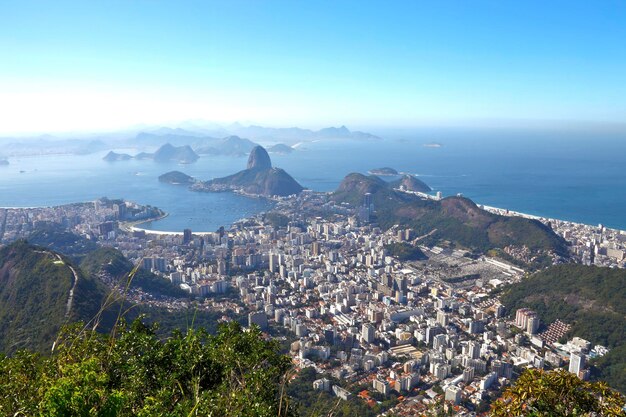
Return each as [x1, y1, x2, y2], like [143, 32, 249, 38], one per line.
[192, 145, 303, 197]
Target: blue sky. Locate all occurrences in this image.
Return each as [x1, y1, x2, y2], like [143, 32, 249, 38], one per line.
[1, 0, 625, 133]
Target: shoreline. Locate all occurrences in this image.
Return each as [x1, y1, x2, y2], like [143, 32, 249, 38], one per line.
[120, 213, 225, 236]
[2, 192, 624, 236]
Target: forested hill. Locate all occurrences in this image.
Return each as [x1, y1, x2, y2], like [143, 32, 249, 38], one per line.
[80, 246, 187, 298]
[0, 241, 242, 356]
[332, 173, 568, 262]
[0, 240, 108, 354]
[499, 264, 626, 393]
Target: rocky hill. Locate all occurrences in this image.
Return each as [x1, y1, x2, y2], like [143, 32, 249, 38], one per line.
[389, 174, 431, 193]
[103, 151, 132, 161]
[333, 173, 568, 263]
[194, 146, 303, 197]
[151, 143, 199, 163]
[158, 170, 196, 185]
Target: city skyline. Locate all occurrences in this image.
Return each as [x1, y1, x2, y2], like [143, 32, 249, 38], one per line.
[1, 1, 626, 134]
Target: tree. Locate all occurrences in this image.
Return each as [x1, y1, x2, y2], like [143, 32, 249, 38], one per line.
[490, 369, 625, 417]
[0, 319, 297, 417]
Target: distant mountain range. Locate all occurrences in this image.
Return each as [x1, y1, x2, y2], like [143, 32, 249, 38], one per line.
[0, 123, 379, 157]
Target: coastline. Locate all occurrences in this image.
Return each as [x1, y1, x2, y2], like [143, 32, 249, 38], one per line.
[395, 188, 626, 235]
[3, 191, 624, 236]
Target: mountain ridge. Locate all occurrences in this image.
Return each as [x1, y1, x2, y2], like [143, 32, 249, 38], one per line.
[332, 173, 568, 264]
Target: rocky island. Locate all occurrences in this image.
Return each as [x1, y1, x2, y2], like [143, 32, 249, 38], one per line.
[368, 167, 398, 176]
[267, 143, 294, 154]
[192, 145, 303, 197]
[103, 151, 133, 162]
[158, 171, 196, 185]
[151, 144, 199, 164]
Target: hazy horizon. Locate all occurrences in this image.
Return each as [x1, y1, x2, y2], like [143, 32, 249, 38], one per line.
[1, 1, 625, 135]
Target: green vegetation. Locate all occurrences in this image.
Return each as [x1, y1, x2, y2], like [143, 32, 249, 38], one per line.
[158, 170, 195, 184]
[28, 225, 98, 261]
[0, 240, 106, 355]
[0, 241, 245, 356]
[264, 212, 290, 229]
[286, 367, 384, 417]
[80, 247, 188, 298]
[490, 368, 625, 417]
[500, 264, 626, 393]
[0, 319, 296, 417]
[384, 242, 428, 261]
[332, 173, 567, 261]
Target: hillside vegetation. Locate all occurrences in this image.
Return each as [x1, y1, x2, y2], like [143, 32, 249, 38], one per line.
[0, 241, 242, 355]
[0, 240, 107, 354]
[333, 173, 568, 262]
[499, 264, 626, 393]
[0, 319, 296, 417]
[27, 226, 98, 261]
[80, 247, 188, 298]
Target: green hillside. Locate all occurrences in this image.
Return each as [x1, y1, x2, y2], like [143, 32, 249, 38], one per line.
[0, 240, 109, 354]
[499, 264, 626, 392]
[80, 247, 188, 298]
[0, 241, 243, 356]
[0, 320, 295, 417]
[333, 173, 568, 264]
[27, 226, 98, 261]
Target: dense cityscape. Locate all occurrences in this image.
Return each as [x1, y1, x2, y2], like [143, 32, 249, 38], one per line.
[1, 186, 623, 416]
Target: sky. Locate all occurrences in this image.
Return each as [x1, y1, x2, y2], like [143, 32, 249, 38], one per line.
[1, 0, 625, 134]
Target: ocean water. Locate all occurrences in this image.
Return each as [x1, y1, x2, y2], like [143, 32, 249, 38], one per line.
[1, 127, 625, 231]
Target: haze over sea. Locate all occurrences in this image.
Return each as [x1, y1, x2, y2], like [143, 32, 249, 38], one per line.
[1, 127, 625, 232]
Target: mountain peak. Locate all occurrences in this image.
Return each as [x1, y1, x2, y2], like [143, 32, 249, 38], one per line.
[247, 145, 272, 170]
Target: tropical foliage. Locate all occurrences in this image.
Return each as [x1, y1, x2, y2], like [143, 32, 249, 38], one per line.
[490, 368, 625, 417]
[0, 319, 296, 417]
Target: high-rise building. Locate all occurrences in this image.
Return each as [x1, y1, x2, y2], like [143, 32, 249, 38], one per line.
[311, 241, 320, 256]
[433, 334, 447, 350]
[569, 352, 586, 376]
[436, 309, 449, 326]
[183, 228, 192, 244]
[462, 367, 475, 383]
[248, 311, 268, 330]
[362, 323, 375, 344]
[527, 315, 540, 335]
[445, 385, 462, 405]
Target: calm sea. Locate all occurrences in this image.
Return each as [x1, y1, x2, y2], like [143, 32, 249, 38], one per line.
[1, 127, 625, 231]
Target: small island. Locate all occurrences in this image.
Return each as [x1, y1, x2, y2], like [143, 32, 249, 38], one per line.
[158, 171, 196, 185]
[130, 144, 200, 164]
[368, 167, 398, 176]
[423, 142, 442, 148]
[0, 159, 9, 166]
[267, 143, 294, 154]
[103, 151, 132, 162]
